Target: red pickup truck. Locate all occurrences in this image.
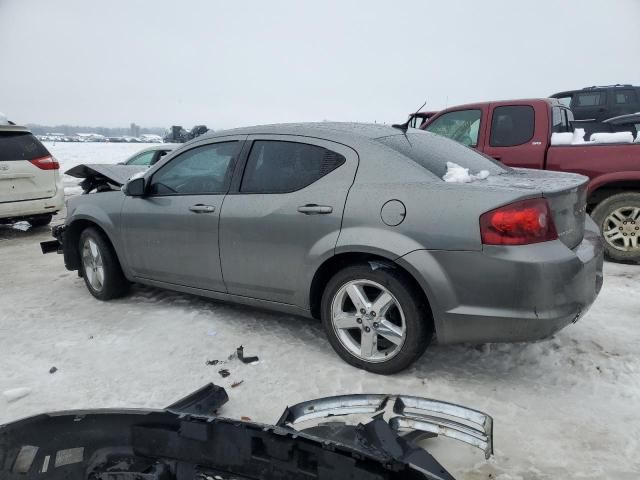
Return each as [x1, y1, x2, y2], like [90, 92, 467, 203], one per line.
[416, 98, 640, 262]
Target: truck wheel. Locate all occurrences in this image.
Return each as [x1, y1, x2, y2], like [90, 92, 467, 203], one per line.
[591, 192, 640, 263]
[321, 263, 432, 374]
[79, 227, 130, 300]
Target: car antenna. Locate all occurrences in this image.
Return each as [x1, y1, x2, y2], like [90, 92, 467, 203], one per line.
[392, 100, 427, 132]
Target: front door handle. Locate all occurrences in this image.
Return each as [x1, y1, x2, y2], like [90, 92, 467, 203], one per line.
[189, 204, 216, 213]
[297, 204, 333, 215]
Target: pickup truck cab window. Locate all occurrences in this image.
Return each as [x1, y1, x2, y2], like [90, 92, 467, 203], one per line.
[489, 105, 535, 147]
[424, 109, 481, 147]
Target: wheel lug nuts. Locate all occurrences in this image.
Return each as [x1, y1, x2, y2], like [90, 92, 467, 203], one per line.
[360, 308, 366, 314]
[619, 227, 623, 230]
[370, 311, 376, 317]
[373, 322, 379, 328]
[364, 327, 371, 332]
[356, 318, 362, 324]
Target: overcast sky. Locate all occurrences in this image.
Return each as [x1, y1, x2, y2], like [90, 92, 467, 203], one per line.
[1, 0, 639, 129]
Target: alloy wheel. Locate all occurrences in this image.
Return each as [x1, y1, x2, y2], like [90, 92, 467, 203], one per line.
[82, 238, 105, 291]
[603, 206, 640, 252]
[331, 279, 407, 363]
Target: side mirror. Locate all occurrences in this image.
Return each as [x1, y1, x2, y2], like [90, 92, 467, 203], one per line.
[124, 177, 146, 197]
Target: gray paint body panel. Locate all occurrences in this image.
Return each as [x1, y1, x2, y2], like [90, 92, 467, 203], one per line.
[62, 122, 604, 345]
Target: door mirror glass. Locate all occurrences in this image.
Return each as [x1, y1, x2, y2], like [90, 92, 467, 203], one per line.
[124, 177, 145, 196]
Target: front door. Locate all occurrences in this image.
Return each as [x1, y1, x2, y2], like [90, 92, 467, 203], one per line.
[121, 139, 243, 291]
[219, 135, 358, 307]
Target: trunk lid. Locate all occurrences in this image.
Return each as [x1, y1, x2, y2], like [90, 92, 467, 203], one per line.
[484, 168, 588, 248]
[0, 131, 57, 203]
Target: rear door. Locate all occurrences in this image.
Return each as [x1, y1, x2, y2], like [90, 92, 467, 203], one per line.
[219, 136, 358, 307]
[570, 90, 607, 121]
[121, 138, 244, 291]
[0, 131, 57, 203]
[482, 104, 546, 169]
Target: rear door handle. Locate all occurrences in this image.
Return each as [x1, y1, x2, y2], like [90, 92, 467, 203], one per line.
[297, 204, 333, 215]
[189, 204, 216, 213]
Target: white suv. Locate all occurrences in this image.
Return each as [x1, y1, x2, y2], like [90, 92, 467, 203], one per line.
[0, 124, 64, 227]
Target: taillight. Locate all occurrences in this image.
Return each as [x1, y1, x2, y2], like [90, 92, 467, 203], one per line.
[480, 198, 558, 246]
[29, 155, 59, 170]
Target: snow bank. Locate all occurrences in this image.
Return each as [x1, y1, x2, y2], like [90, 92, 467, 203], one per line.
[550, 132, 573, 145]
[590, 132, 634, 144]
[636, 133, 640, 143]
[3, 387, 31, 403]
[443, 162, 490, 183]
[553, 129, 636, 146]
[551, 128, 586, 145]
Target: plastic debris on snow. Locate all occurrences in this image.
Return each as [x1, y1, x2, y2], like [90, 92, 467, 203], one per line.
[218, 369, 230, 378]
[237, 345, 259, 364]
[442, 162, 490, 183]
[3, 388, 32, 403]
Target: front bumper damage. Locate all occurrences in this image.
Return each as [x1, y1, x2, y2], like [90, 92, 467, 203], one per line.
[0, 384, 494, 480]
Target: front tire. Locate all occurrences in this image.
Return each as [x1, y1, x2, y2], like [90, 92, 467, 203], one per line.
[79, 227, 130, 300]
[321, 263, 432, 374]
[591, 192, 640, 263]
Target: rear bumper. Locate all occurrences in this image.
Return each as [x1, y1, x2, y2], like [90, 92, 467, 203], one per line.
[0, 188, 64, 220]
[399, 216, 604, 344]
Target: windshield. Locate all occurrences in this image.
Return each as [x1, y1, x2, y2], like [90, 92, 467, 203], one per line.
[377, 131, 508, 178]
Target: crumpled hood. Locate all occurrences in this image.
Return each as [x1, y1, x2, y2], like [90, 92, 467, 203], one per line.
[65, 164, 147, 187]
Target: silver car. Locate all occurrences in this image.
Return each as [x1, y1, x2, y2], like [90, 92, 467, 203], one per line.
[44, 123, 604, 374]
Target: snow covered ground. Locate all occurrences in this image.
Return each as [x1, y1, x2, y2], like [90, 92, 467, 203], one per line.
[47, 141, 161, 195]
[1, 144, 639, 479]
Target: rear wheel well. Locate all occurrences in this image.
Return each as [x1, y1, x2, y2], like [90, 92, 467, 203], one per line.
[64, 220, 112, 270]
[588, 182, 640, 211]
[309, 252, 432, 322]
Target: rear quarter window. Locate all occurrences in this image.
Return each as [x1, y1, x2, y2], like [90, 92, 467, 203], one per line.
[377, 131, 507, 179]
[489, 105, 535, 147]
[0, 132, 50, 161]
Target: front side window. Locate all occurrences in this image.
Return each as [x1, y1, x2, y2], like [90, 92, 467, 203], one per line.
[149, 142, 239, 195]
[574, 92, 606, 107]
[240, 140, 345, 193]
[424, 109, 481, 147]
[126, 151, 155, 165]
[489, 105, 535, 147]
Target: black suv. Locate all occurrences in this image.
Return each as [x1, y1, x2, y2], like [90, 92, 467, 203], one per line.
[550, 84, 640, 122]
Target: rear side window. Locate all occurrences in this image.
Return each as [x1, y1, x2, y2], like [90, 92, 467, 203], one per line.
[489, 105, 535, 147]
[377, 132, 507, 179]
[0, 132, 49, 161]
[424, 109, 481, 147]
[240, 141, 345, 193]
[574, 92, 606, 107]
[615, 90, 637, 104]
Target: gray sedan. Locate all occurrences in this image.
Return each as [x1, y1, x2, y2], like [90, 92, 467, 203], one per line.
[45, 123, 604, 374]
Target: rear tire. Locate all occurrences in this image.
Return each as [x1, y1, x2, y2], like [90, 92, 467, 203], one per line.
[321, 263, 432, 374]
[591, 192, 640, 263]
[78, 227, 130, 300]
[27, 214, 52, 227]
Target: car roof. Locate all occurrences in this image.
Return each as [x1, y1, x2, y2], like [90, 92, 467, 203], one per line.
[199, 122, 406, 144]
[0, 125, 30, 133]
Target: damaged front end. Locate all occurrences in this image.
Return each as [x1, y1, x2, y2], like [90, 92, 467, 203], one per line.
[65, 163, 147, 194]
[0, 384, 493, 480]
